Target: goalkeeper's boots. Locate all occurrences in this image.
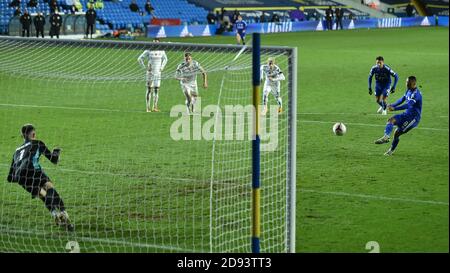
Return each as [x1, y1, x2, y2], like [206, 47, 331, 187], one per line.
[382, 109, 387, 115]
[278, 107, 283, 114]
[59, 211, 75, 232]
[374, 136, 390, 144]
[377, 106, 383, 114]
[152, 107, 160, 112]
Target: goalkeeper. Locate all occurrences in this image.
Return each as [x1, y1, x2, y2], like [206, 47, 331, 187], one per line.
[6, 124, 74, 231]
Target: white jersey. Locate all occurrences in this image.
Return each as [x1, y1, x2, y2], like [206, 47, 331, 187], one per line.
[260, 64, 285, 86]
[138, 50, 168, 74]
[176, 60, 204, 86]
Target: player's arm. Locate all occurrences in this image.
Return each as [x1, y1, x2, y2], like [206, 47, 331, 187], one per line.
[40, 141, 61, 164]
[389, 67, 399, 93]
[272, 68, 285, 81]
[392, 94, 416, 111]
[388, 93, 406, 111]
[368, 67, 374, 94]
[7, 157, 14, 182]
[161, 51, 168, 71]
[175, 64, 184, 81]
[137, 51, 149, 70]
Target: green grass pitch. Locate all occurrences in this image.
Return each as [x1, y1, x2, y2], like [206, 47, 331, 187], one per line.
[0, 26, 448, 252]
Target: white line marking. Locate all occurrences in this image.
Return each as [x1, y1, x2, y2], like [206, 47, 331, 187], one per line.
[300, 189, 449, 206]
[1, 103, 448, 131]
[0, 224, 192, 252]
[299, 119, 449, 132]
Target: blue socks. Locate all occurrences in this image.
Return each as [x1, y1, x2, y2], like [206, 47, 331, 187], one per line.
[391, 136, 400, 151]
[384, 123, 394, 137]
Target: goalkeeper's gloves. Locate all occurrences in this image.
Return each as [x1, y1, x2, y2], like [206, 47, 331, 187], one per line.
[368, 88, 372, 95]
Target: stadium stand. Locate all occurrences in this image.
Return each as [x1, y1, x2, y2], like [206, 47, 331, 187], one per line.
[379, 0, 449, 16]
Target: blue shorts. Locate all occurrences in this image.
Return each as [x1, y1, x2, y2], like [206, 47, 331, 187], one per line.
[375, 86, 390, 97]
[394, 113, 420, 133]
[237, 32, 246, 39]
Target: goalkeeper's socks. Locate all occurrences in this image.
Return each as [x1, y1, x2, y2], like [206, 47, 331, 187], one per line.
[45, 188, 66, 212]
[277, 97, 282, 107]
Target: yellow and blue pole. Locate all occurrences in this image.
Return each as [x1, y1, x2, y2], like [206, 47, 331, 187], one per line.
[252, 32, 261, 253]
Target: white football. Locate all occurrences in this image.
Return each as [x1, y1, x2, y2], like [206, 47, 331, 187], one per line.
[333, 122, 347, 136]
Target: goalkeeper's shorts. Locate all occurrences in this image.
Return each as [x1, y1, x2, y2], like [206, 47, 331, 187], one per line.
[16, 170, 51, 198]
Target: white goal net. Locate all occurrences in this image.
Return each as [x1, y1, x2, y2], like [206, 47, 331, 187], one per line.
[0, 37, 296, 253]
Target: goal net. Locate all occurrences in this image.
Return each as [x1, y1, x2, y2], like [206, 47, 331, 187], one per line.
[0, 37, 296, 253]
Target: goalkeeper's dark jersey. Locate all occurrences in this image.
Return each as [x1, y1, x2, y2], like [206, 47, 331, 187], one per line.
[7, 140, 59, 183]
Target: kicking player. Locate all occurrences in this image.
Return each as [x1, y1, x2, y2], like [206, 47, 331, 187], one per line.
[374, 76, 422, 156]
[138, 38, 168, 112]
[7, 124, 74, 231]
[368, 56, 399, 115]
[234, 15, 247, 45]
[175, 52, 208, 115]
[260, 57, 285, 115]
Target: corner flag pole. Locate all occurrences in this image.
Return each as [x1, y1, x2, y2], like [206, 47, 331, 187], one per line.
[251, 32, 261, 253]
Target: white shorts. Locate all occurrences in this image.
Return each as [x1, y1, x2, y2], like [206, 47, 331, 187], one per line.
[147, 72, 161, 88]
[263, 83, 280, 97]
[181, 83, 199, 98]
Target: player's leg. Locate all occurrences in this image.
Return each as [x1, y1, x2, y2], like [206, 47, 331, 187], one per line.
[40, 181, 74, 231]
[271, 88, 283, 114]
[262, 86, 270, 115]
[385, 118, 419, 155]
[375, 90, 383, 114]
[241, 33, 246, 45]
[374, 115, 399, 144]
[380, 88, 389, 115]
[236, 33, 241, 45]
[183, 86, 192, 114]
[152, 77, 161, 111]
[146, 81, 153, 112]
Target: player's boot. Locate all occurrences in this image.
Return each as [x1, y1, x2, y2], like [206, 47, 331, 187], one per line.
[278, 107, 283, 114]
[382, 109, 387, 115]
[384, 148, 395, 156]
[377, 106, 383, 114]
[374, 136, 390, 144]
[52, 210, 62, 226]
[152, 107, 160, 112]
[59, 211, 75, 232]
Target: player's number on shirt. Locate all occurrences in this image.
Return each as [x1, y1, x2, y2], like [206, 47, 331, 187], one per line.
[365, 241, 380, 253]
[65, 241, 80, 253]
[17, 149, 25, 162]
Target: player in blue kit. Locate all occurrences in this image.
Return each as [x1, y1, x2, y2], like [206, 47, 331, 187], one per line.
[374, 76, 422, 156]
[234, 15, 247, 45]
[368, 56, 399, 115]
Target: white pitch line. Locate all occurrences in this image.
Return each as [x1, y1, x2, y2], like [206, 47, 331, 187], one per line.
[0, 224, 192, 252]
[299, 119, 449, 132]
[300, 189, 449, 206]
[0, 103, 145, 114]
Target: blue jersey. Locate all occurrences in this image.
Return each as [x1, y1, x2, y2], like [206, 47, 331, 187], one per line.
[391, 88, 422, 120]
[368, 64, 399, 90]
[235, 20, 247, 33]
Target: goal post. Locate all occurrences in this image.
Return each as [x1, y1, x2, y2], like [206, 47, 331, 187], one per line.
[0, 36, 297, 253]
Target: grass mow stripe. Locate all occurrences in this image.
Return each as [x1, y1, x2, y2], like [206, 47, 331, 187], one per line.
[0, 224, 193, 252]
[301, 189, 449, 206]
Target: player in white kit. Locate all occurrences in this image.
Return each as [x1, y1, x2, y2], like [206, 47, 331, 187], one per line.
[260, 58, 285, 115]
[138, 38, 168, 112]
[175, 52, 208, 114]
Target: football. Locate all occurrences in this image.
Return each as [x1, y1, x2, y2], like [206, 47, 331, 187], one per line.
[333, 122, 347, 136]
